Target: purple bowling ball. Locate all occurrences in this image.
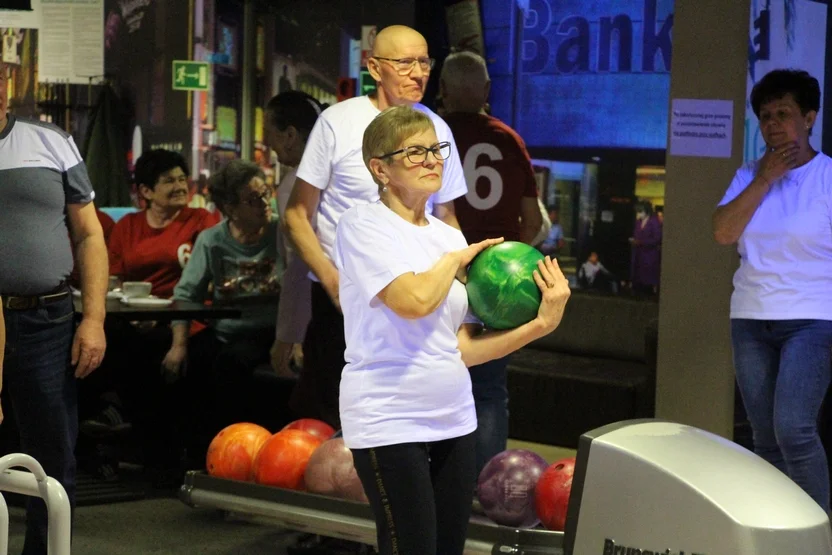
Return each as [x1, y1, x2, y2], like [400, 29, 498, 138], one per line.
[477, 449, 549, 528]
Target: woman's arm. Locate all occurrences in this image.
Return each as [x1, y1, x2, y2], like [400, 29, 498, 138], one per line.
[377, 238, 503, 319]
[712, 176, 771, 245]
[163, 235, 213, 376]
[457, 257, 571, 367]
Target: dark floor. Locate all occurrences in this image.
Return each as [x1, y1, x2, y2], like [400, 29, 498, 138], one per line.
[7, 495, 303, 554]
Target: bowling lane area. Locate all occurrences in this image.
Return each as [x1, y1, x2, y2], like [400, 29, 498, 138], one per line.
[2, 438, 572, 554]
[176, 420, 832, 555]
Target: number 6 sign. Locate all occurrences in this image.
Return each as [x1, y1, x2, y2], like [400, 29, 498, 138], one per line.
[463, 143, 504, 210]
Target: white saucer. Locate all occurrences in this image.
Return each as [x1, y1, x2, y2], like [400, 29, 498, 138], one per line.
[120, 296, 173, 308]
[73, 290, 124, 300]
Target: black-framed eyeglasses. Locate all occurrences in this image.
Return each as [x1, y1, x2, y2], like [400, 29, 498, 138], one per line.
[241, 188, 274, 207]
[373, 56, 435, 75]
[377, 141, 451, 165]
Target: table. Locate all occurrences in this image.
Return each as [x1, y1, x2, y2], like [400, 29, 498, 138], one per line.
[73, 297, 242, 322]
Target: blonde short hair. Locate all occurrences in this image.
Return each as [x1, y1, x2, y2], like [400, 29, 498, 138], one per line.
[362, 106, 436, 189]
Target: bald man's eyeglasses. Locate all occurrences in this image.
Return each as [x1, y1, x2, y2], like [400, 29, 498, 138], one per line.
[374, 56, 435, 75]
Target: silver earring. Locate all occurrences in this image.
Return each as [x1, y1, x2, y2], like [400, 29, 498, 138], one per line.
[382, 185, 388, 193]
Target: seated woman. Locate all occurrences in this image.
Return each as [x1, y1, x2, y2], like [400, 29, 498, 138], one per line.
[79, 149, 219, 481]
[109, 149, 220, 298]
[336, 106, 571, 555]
[163, 160, 283, 453]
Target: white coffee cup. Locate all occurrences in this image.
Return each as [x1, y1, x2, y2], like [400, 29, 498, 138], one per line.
[121, 281, 153, 298]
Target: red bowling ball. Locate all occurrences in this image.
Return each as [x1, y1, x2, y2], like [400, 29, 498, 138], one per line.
[252, 429, 323, 490]
[535, 457, 576, 531]
[282, 418, 336, 441]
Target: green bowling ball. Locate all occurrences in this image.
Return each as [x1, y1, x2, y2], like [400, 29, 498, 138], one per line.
[466, 241, 545, 330]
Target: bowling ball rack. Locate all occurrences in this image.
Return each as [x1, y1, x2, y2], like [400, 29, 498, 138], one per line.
[179, 471, 565, 554]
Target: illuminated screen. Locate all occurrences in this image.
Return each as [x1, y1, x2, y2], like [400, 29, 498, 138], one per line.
[482, 0, 674, 150]
[744, 0, 828, 162]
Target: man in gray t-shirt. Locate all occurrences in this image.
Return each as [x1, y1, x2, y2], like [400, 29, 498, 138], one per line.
[0, 62, 108, 554]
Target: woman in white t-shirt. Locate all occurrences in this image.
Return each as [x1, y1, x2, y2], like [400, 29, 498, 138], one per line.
[713, 69, 832, 513]
[263, 91, 325, 377]
[334, 106, 571, 555]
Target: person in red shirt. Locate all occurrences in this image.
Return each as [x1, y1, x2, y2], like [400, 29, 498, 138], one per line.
[81, 150, 218, 484]
[108, 150, 219, 298]
[440, 50, 543, 477]
[441, 53, 542, 246]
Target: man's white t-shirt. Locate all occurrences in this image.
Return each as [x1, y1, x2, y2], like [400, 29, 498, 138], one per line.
[296, 95, 469, 279]
[718, 152, 832, 320]
[333, 201, 478, 449]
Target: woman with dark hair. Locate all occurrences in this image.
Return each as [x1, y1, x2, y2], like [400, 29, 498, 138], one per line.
[80, 149, 219, 481]
[164, 159, 283, 450]
[263, 91, 324, 377]
[109, 149, 219, 298]
[713, 69, 832, 512]
[628, 199, 662, 295]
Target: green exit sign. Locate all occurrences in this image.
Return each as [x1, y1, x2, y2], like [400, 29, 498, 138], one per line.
[172, 60, 210, 91]
[359, 69, 376, 95]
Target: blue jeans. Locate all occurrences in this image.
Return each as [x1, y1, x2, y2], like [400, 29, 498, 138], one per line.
[731, 319, 832, 512]
[3, 295, 77, 555]
[470, 356, 510, 477]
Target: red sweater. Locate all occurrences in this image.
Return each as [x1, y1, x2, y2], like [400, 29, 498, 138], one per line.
[108, 207, 220, 298]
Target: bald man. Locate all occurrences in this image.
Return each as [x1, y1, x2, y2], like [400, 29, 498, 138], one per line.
[284, 25, 468, 429]
[441, 50, 543, 475]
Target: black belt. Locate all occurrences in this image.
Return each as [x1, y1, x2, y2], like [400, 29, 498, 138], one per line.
[2, 285, 70, 311]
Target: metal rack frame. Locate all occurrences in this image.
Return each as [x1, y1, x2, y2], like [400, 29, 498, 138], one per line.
[180, 471, 565, 555]
[0, 453, 72, 555]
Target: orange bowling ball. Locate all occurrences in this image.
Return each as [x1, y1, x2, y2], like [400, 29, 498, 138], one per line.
[252, 429, 323, 490]
[206, 422, 272, 481]
[281, 418, 336, 441]
[535, 457, 576, 531]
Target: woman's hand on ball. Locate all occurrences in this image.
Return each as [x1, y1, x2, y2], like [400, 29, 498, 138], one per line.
[532, 256, 571, 333]
[454, 237, 504, 283]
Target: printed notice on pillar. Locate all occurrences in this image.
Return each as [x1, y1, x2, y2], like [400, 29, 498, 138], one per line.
[39, 0, 103, 84]
[669, 99, 734, 158]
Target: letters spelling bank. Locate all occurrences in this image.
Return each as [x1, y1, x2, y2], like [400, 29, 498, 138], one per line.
[485, 0, 674, 150]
